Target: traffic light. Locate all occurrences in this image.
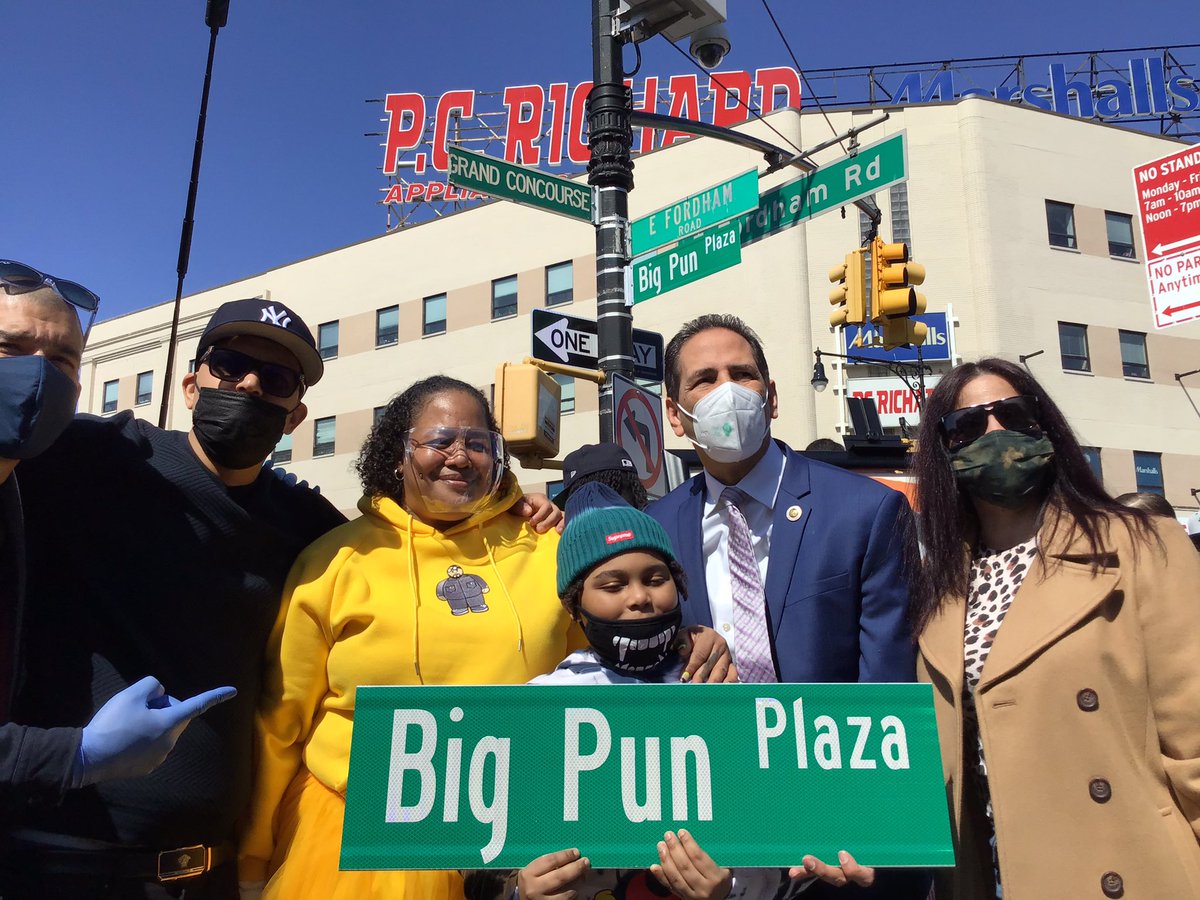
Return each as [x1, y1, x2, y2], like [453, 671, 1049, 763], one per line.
[494, 362, 561, 464]
[871, 238, 928, 350]
[828, 249, 866, 328]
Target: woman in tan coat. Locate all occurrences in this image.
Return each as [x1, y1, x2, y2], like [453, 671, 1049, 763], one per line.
[909, 357, 1200, 899]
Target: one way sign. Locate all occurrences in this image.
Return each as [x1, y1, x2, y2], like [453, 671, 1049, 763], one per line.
[531, 309, 665, 382]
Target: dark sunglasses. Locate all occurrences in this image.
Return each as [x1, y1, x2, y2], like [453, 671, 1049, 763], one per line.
[200, 346, 304, 399]
[939, 395, 1041, 450]
[0, 259, 100, 337]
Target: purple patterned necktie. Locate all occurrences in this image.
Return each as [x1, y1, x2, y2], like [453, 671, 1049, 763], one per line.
[721, 486, 777, 683]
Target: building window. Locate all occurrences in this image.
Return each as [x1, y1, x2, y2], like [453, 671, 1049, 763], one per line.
[546, 261, 573, 306]
[1105, 211, 1135, 259]
[135, 371, 153, 406]
[272, 433, 293, 464]
[376, 305, 399, 347]
[1133, 451, 1164, 496]
[492, 275, 518, 320]
[1081, 446, 1102, 484]
[313, 416, 336, 457]
[102, 379, 119, 414]
[373, 406, 387, 428]
[1058, 322, 1090, 372]
[1045, 200, 1077, 249]
[889, 182, 911, 251]
[188, 358, 196, 374]
[546, 479, 565, 501]
[1119, 330, 1150, 379]
[423, 294, 447, 336]
[318, 321, 339, 360]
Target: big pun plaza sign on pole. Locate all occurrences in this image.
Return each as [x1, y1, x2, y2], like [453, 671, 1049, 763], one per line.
[1134, 143, 1200, 328]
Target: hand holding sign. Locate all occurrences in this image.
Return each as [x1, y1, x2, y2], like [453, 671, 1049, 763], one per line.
[794, 850, 876, 889]
[650, 829, 733, 900]
[518, 848, 591, 900]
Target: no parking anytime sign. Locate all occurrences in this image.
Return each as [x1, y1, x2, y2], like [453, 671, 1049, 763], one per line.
[611, 374, 668, 500]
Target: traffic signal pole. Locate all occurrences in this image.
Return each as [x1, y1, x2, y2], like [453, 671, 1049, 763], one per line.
[589, 0, 636, 444]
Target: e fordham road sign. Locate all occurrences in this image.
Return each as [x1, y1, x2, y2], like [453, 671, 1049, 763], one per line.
[631, 221, 741, 304]
[448, 146, 592, 223]
[739, 132, 908, 247]
[342, 683, 953, 870]
[531, 309, 664, 382]
[631, 169, 759, 256]
[1133, 144, 1200, 328]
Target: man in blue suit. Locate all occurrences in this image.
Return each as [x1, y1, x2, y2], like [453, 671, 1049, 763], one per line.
[648, 313, 915, 683]
[647, 315, 922, 896]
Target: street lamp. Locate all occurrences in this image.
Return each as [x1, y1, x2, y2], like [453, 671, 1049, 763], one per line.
[809, 348, 931, 410]
[811, 349, 830, 393]
[1019, 349, 1045, 368]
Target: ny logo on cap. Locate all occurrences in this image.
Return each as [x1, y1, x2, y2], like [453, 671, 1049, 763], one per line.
[260, 305, 292, 328]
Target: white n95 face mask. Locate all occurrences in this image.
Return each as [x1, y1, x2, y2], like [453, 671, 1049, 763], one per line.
[679, 381, 769, 463]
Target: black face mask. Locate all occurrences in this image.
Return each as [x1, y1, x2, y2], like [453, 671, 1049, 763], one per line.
[191, 387, 289, 470]
[0, 355, 77, 460]
[577, 606, 683, 675]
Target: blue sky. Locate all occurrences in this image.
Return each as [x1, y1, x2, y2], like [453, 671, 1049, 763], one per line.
[2, 1, 1195, 321]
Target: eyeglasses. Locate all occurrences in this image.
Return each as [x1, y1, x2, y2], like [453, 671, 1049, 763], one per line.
[939, 395, 1041, 450]
[200, 346, 304, 398]
[405, 426, 504, 463]
[0, 259, 100, 338]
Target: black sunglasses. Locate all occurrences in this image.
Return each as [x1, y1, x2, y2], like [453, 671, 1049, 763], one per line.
[0, 259, 100, 337]
[939, 395, 1041, 450]
[200, 346, 304, 399]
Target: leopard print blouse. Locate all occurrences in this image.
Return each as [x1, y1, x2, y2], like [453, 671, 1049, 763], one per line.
[962, 537, 1038, 898]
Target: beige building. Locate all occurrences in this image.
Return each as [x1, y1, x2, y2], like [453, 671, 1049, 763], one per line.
[80, 97, 1200, 517]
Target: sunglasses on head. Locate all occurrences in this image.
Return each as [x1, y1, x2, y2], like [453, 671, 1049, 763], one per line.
[0, 259, 100, 338]
[939, 395, 1041, 450]
[200, 346, 304, 399]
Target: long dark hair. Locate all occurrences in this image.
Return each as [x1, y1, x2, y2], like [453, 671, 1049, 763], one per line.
[909, 357, 1152, 632]
[356, 375, 506, 503]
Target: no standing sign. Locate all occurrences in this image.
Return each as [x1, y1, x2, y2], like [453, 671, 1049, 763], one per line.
[1133, 144, 1200, 328]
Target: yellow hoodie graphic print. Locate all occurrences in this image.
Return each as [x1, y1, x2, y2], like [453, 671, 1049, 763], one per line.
[240, 477, 583, 882]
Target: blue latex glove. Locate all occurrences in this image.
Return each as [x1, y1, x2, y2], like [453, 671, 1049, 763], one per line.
[74, 677, 237, 786]
[261, 459, 320, 494]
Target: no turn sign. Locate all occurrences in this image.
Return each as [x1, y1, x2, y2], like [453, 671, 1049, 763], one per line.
[611, 374, 668, 500]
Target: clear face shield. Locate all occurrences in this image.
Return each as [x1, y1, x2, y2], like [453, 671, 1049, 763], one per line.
[403, 425, 507, 517]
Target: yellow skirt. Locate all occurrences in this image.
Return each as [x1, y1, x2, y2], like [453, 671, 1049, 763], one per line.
[264, 767, 466, 900]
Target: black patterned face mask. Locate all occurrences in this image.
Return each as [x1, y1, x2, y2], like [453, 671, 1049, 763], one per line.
[950, 430, 1055, 509]
[577, 606, 682, 675]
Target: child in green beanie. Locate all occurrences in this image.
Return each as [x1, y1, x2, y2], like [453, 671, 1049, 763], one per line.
[515, 482, 810, 900]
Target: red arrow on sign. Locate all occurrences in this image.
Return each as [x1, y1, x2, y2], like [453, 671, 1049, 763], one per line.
[1163, 298, 1200, 317]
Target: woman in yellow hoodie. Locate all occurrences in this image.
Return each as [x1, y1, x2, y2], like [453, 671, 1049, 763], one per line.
[238, 376, 583, 899]
[240, 376, 731, 898]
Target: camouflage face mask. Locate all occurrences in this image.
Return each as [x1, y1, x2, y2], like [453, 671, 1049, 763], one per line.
[949, 430, 1055, 509]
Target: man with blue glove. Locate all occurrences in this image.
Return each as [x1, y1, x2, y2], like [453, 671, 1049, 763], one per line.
[4, 295, 347, 899]
[0, 266, 235, 812]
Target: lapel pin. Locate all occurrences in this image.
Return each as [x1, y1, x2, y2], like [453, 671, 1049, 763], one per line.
[786, 505, 803, 521]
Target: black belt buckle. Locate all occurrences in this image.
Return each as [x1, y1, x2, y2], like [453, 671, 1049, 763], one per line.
[157, 844, 209, 882]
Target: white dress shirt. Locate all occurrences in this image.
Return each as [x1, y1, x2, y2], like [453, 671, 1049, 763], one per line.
[700, 440, 786, 662]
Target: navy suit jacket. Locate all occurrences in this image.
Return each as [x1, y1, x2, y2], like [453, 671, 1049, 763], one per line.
[647, 441, 916, 684]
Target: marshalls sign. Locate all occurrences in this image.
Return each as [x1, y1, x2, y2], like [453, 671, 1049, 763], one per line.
[341, 684, 953, 870]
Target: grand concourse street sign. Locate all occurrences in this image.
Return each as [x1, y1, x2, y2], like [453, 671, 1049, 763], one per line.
[632, 169, 759, 256]
[448, 146, 592, 223]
